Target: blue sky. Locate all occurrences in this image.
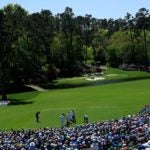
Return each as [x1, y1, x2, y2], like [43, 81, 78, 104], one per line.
[0, 0, 150, 19]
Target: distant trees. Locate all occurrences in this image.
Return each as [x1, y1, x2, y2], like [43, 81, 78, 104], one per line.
[0, 4, 150, 98]
[135, 8, 150, 69]
[0, 4, 28, 99]
[107, 8, 150, 67]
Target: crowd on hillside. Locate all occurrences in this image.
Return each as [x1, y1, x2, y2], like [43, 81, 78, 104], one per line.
[0, 106, 150, 150]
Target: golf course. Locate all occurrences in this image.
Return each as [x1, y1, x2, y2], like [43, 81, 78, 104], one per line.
[0, 68, 150, 130]
[1, 3, 150, 149]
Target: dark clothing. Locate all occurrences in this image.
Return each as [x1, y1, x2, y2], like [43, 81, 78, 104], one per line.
[84, 115, 88, 123]
[35, 112, 40, 123]
[71, 110, 76, 123]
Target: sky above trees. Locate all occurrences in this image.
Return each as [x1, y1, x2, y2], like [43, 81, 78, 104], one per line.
[0, 0, 150, 19]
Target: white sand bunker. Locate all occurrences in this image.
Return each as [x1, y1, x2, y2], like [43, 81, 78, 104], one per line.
[86, 77, 105, 81]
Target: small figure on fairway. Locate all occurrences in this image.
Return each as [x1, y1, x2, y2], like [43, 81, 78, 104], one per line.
[84, 114, 88, 123]
[71, 110, 76, 123]
[66, 112, 71, 127]
[59, 114, 66, 128]
[35, 112, 40, 123]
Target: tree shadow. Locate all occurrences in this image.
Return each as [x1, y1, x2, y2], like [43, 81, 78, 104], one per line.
[8, 99, 34, 106]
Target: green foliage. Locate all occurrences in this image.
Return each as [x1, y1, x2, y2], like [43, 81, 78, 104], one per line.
[107, 30, 130, 66]
[91, 29, 108, 64]
[0, 4, 150, 98]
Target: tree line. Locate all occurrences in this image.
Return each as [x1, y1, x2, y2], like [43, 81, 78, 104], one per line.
[0, 4, 150, 98]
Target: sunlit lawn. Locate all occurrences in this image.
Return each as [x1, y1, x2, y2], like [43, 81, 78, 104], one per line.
[0, 79, 150, 130]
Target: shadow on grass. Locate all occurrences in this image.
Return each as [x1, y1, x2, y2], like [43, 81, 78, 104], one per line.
[40, 76, 150, 90]
[8, 99, 34, 106]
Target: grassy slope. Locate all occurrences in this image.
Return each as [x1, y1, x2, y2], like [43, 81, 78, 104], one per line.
[50, 67, 150, 88]
[0, 79, 150, 130]
[104, 67, 150, 79]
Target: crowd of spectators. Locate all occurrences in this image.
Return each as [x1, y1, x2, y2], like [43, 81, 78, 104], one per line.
[0, 106, 150, 150]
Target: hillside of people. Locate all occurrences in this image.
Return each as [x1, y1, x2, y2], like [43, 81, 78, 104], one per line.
[0, 106, 149, 149]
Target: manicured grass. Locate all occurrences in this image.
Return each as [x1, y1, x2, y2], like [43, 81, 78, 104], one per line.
[45, 67, 150, 89]
[104, 67, 150, 79]
[0, 79, 150, 130]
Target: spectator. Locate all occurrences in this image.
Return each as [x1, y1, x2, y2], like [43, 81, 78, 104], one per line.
[0, 106, 149, 149]
[29, 141, 36, 150]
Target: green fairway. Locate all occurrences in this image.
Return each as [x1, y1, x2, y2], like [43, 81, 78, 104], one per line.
[43, 67, 150, 89]
[0, 79, 150, 130]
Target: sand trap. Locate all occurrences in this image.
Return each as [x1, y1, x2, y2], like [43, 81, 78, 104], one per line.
[86, 77, 105, 81]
